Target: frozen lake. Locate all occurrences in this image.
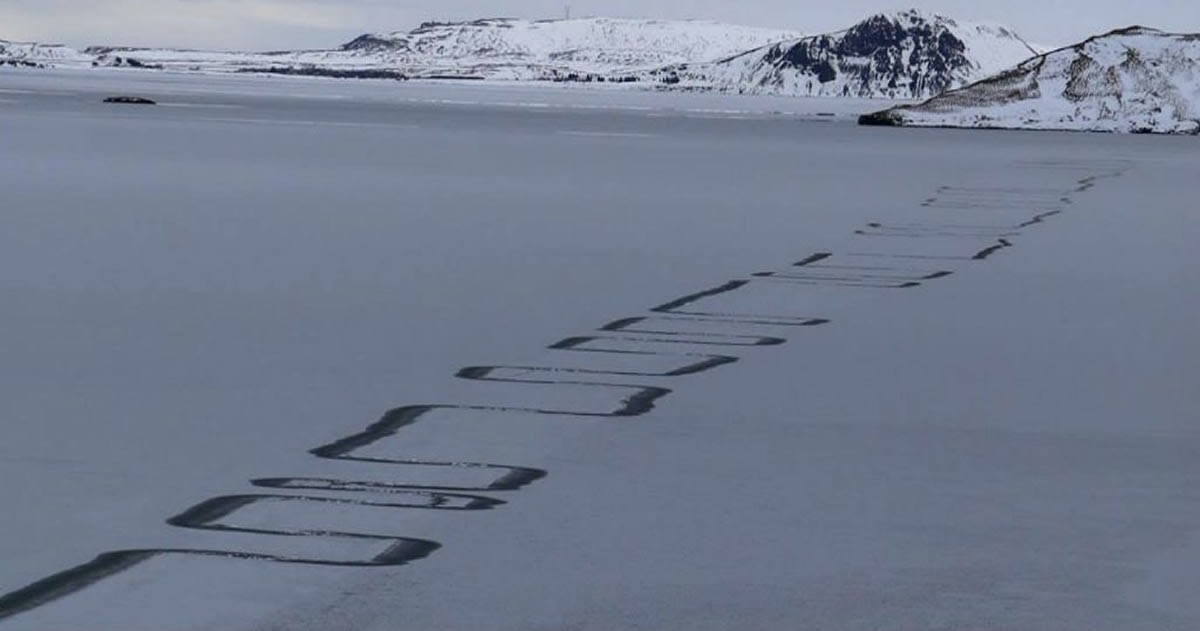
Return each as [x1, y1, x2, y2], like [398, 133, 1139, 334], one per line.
[1, 69, 1198, 630]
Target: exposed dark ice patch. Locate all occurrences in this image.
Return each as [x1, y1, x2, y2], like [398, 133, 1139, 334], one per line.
[972, 239, 1014, 260]
[1016, 210, 1064, 228]
[650, 280, 825, 324]
[854, 223, 1019, 238]
[546, 335, 740, 374]
[598, 318, 789, 346]
[650, 280, 750, 313]
[755, 276, 924, 289]
[252, 473, 539, 494]
[795, 252, 835, 267]
[0, 544, 440, 622]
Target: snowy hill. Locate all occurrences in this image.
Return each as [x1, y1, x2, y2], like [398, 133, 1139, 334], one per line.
[859, 27, 1200, 134]
[648, 10, 1038, 99]
[0, 39, 89, 67]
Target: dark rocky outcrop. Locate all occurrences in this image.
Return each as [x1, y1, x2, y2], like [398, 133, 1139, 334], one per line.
[857, 110, 904, 126]
[93, 55, 164, 69]
[103, 96, 157, 105]
[237, 66, 409, 81]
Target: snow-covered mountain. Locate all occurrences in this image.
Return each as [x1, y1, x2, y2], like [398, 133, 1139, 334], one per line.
[859, 27, 1200, 134]
[340, 18, 804, 78]
[4, 12, 1043, 101]
[647, 10, 1038, 99]
[63, 18, 802, 80]
[0, 39, 89, 67]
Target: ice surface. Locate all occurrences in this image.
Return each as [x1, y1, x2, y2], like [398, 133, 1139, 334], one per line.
[1, 69, 1199, 630]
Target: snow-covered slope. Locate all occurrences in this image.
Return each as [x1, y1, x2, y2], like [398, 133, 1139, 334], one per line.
[650, 10, 1038, 99]
[0, 39, 90, 67]
[860, 27, 1200, 134]
[83, 46, 309, 72]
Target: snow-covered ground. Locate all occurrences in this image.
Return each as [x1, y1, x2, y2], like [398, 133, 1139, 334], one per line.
[861, 27, 1200, 134]
[1, 70, 1199, 630]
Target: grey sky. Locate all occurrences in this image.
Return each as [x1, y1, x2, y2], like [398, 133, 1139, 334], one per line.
[2, 0, 1197, 51]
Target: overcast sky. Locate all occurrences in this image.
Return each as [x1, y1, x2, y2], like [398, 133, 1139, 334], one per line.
[2, 0, 1197, 50]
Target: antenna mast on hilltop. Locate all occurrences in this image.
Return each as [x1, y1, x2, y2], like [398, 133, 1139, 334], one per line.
[565, 5, 571, 20]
